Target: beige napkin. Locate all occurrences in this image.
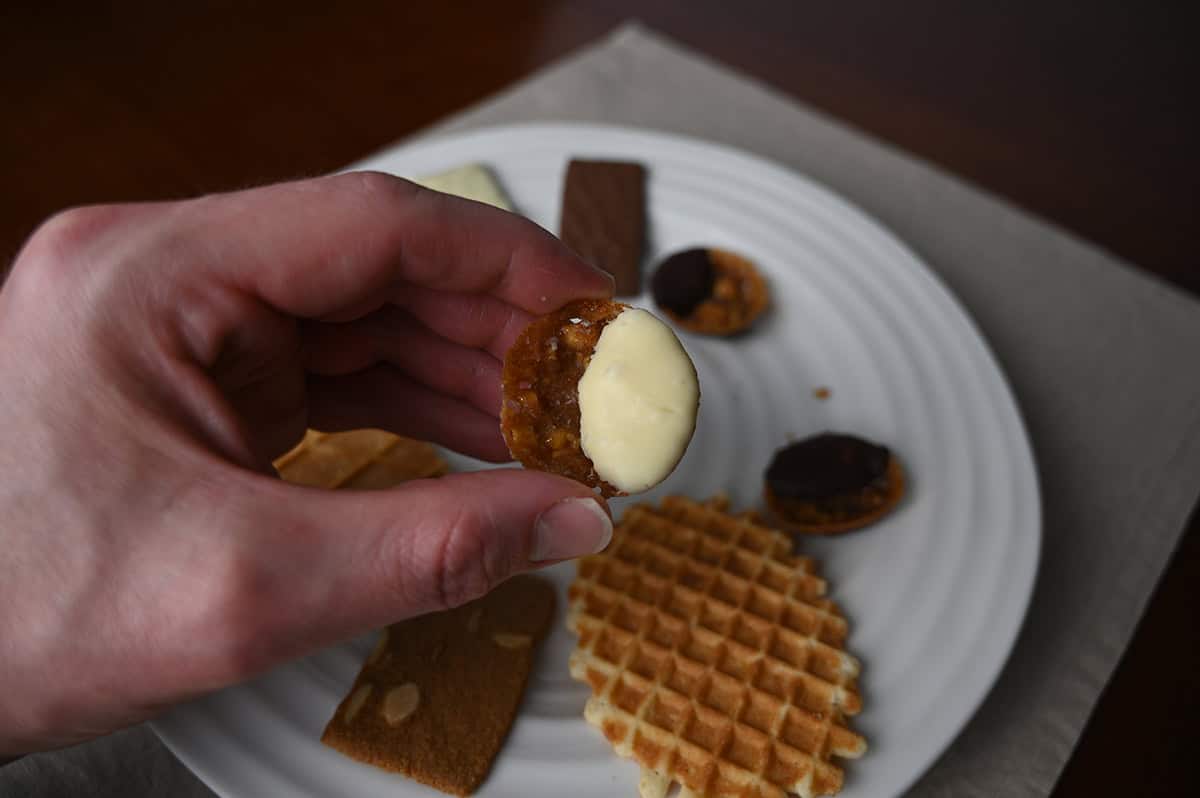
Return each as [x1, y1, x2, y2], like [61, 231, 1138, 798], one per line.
[5, 22, 1199, 798]
[423, 26, 1200, 795]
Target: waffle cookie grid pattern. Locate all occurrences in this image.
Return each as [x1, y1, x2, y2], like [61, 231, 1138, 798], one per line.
[567, 496, 866, 798]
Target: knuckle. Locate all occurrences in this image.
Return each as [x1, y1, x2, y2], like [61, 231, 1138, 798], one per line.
[422, 507, 504, 610]
[25, 205, 115, 260]
[191, 542, 277, 683]
[183, 476, 303, 685]
[11, 205, 125, 294]
[344, 169, 422, 205]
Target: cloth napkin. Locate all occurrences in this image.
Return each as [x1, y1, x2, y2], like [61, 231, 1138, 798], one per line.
[4, 22, 1199, 798]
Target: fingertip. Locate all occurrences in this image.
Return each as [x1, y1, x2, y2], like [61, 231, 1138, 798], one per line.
[560, 251, 616, 303]
[585, 264, 617, 298]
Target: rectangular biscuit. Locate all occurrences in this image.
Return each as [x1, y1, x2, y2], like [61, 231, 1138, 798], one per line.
[559, 159, 646, 296]
[273, 429, 446, 489]
[321, 575, 556, 796]
[415, 163, 515, 212]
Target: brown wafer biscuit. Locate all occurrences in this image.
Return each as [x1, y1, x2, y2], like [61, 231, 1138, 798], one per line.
[652, 247, 769, 336]
[321, 575, 556, 796]
[273, 429, 446, 489]
[560, 159, 646, 296]
[500, 298, 628, 497]
[764, 433, 905, 535]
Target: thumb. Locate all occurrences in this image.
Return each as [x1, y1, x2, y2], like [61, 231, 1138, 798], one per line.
[229, 468, 612, 662]
[350, 469, 614, 613]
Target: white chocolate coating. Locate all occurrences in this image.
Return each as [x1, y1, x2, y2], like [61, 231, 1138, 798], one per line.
[414, 163, 513, 211]
[578, 308, 700, 493]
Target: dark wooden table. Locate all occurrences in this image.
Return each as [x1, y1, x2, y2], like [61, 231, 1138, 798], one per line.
[3, 2, 1196, 795]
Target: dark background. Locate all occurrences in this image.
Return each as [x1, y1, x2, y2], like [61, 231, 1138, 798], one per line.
[2, 2, 1196, 795]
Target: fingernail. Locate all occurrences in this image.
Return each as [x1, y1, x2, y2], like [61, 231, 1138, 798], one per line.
[580, 259, 616, 294]
[595, 266, 617, 293]
[531, 497, 613, 562]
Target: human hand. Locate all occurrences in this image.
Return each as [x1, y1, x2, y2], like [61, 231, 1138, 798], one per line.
[0, 172, 614, 756]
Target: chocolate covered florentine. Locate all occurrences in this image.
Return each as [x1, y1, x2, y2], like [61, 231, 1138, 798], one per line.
[500, 299, 627, 496]
[651, 248, 714, 317]
[414, 163, 514, 212]
[651, 247, 768, 335]
[559, 160, 646, 296]
[764, 433, 905, 535]
[500, 298, 699, 497]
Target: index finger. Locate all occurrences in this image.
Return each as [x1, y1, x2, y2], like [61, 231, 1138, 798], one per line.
[185, 171, 614, 318]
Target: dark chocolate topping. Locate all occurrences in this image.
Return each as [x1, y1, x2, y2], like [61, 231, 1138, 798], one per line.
[652, 248, 716, 317]
[766, 433, 890, 500]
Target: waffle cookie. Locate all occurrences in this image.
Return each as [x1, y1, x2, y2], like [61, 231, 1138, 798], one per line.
[273, 429, 446, 489]
[321, 575, 556, 796]
[651, 248, 769, 336]
[567, 496, 866, 798]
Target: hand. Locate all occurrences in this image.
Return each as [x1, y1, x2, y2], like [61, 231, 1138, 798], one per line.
[0, 172, 615, 756]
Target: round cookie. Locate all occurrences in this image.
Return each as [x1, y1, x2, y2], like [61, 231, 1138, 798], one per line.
[500, 299, 699, 497]
[500, 299, 628, 496]
[651, 247, 769, 335]
[763, 433, 905, 535]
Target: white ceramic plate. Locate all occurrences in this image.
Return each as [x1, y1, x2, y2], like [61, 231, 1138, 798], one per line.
[154, 124, 1040, 798]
